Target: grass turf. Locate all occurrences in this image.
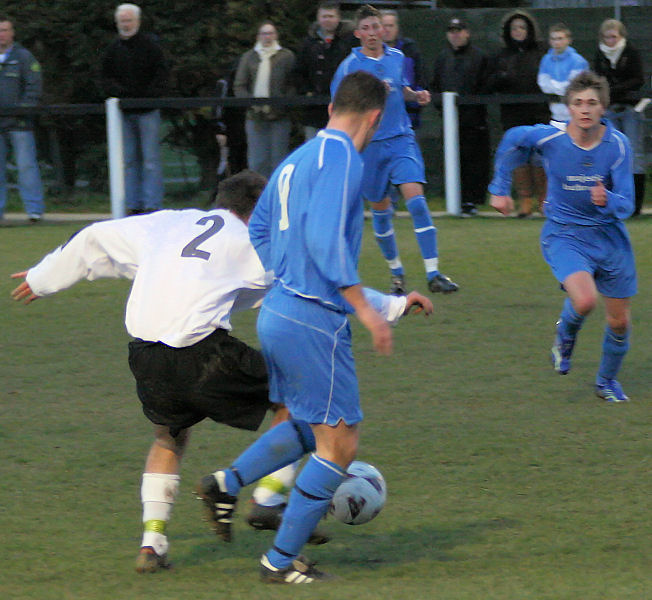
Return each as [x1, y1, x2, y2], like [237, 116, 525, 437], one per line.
[1, 215, 650, 599]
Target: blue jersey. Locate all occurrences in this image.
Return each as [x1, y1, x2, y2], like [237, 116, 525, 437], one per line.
[249, 129, 364, 313]
[489, 120, 634, 225]
[331, 45, 412, 140]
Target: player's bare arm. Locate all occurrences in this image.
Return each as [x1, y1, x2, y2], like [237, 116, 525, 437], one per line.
[341, 283, 392, 356]
[590, 180, 607, 207]
[10, 271, 39, 304]
[490, 194, 515, 215]
[404, 87, 430, 106]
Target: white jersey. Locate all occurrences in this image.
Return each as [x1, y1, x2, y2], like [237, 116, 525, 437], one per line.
[27, 209, 272, 348]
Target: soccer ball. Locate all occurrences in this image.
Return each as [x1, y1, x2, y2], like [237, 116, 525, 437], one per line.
[329, 460, 387, 525]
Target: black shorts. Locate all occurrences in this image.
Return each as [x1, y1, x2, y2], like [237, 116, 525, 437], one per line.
[128, 328, 271, 436]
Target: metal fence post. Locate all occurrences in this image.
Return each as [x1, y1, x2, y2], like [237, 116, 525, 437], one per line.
[442, 91, 461, 216]
[105, 98, 126, 219]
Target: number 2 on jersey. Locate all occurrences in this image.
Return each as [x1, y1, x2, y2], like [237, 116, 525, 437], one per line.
[277, 164, 294, 231]
[181, 216, 224, 260]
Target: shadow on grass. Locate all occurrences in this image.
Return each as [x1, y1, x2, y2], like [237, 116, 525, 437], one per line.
[173, 516, 520, 571]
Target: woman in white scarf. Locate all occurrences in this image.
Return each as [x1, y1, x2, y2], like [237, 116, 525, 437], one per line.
[594, 19, 646, 215]
[234, 22, 296, 178]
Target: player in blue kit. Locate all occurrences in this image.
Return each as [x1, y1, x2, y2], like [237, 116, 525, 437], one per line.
[490, 71, 636, 402]
[331, 4, 458, 296]
[194, 70, 433, 583]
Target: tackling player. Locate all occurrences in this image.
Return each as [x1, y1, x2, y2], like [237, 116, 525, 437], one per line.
[489, 71, 636, 402]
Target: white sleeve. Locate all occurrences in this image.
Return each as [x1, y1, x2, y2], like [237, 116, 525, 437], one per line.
[26, 220, 140, 297]
[363, 287, 407, 326]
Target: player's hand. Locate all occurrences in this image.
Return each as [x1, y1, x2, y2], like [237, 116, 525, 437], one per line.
[404, 291, 433, 316]
[490, 194, 514, 215]
[357, 305, 393, 356]
[415, 90, 431, 106]
[590, 180, 607, 207]
[10, 271, 39, 304]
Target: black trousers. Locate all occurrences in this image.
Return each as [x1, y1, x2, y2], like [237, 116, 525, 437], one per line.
[459, 124, 491, 206]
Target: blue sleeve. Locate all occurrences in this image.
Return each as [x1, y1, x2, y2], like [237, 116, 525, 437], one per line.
[248, 184, 273, 271]
[488, 126, 539, 196]
[599, 139, 635, 220]
[304, 140, 361, 289]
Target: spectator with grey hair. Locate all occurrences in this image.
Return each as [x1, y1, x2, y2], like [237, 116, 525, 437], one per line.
[101, 4, 168, 215]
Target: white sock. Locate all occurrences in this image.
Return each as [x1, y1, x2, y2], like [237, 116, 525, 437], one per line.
[140, 473, 180, 555]
[252, 461, 299, 507]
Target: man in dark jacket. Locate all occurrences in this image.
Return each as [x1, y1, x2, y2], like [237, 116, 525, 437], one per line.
[0, 17, 44, 222]
[431, 17, 490, 216]
[101, 4, 168, 214]
[293, 2, 356, 140]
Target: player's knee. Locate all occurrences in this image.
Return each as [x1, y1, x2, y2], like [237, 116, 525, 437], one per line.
[606, 315, 630, 334]
[573, 295, 597, 316]
[154, 425, 188, 455]
[405, 195, 429, 220]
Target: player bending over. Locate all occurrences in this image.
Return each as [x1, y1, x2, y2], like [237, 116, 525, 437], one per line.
[11, 171, 283, 573]
[489, 71, 637, 402]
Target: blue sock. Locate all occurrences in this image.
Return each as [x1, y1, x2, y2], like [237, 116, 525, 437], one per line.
[597, 326, 629, 383]
[265, 454, 346, 569]
[372, 208, 403, 276]
[558, 297, 584, 339]
[405, 195, 438, 278]
[221, 420, 315, 495]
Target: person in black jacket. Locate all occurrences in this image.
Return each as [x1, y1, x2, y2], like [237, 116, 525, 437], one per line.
[101, 4, 168, 214]
[594, 19, 646, 215]
[431, 17, 490, 216]
[293, 2, 356, 140]
[488, 10, 549, 217]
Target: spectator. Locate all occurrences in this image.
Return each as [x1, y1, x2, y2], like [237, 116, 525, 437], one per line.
[380, 9, 425, 130]
[431, 17, 490, 216]
[594, 19, 646, 216]
[0, 16, 44, 223]
[538, 23, 589, 127]
[234, 21, 295, 178]
[101, 3, 168, 215]
[488, 10, 549, 217]
[293, 1, 355, 141]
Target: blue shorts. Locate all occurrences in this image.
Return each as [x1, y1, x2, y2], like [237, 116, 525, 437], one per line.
[256, 287, 362, 426]
[361, 133, 426, 203]
[540, 220, 637, 298]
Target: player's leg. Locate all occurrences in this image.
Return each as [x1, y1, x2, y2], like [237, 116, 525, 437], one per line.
[370, 195, 405, 294]
[399, 181, 458, 294]
[260, 422, 356, 583]
[595, 296, 632, 402]
[247, 405, 302, 532]
[136, 425, 189, 573]
[551, 271, 597, 374]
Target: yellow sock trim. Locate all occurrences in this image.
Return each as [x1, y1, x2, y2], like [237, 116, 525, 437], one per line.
[257, 475, 289, 495]
[143, 519, 166, 534]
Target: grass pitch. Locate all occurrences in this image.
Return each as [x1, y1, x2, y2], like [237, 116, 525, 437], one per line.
[1, 215, 650, 599]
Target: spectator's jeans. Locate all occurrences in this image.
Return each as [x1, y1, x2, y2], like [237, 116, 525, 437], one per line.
[0, 129, 44, 216]
[606, 105, 645, 174]
[122, 109, 164, 211]
[245, 117, 291, 179]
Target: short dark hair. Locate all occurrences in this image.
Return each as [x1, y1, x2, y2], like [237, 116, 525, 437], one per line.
[318, 1, 340, 13]
[355, 4, 381, 27]
[564, 70, 610, 107]
[0, 16, 14, 25]
[332, 71, 386, 115]
[212, 170, 267, 218]
[549, 23, 571, 37]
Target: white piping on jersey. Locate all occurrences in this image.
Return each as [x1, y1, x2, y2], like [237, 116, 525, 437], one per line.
[536, 129, 565, 148]
[317, 130, 349, 168]
[610, 129, 627, 171]
[277, 278, 345, 313]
